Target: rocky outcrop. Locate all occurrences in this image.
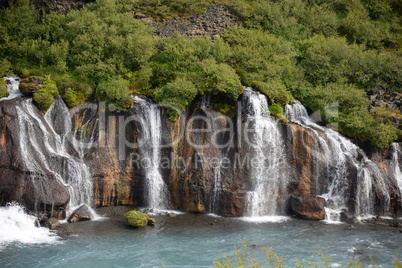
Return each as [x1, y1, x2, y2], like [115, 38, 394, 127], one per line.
[369, 88, 402, 130]
[19, 76, 44, 96]
[290, 195, 326, 220]
[142, 5, 241, 40]
[0, 98, 70, 214]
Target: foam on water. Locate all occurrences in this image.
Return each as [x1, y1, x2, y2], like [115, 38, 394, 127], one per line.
[241, 216, 291, 223]
[0, 203, 58, 249]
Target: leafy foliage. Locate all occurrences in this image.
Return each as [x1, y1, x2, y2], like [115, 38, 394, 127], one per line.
[0, 78, 8, 98]
[57, 77, 93, 107]
[96, 77, 133, 112]
[153, 77, 197, 121]
[33, 89, 54, 113]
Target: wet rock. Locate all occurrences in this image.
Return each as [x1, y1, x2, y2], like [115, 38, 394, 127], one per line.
[45, 218, 61, 229]
[390, 221, 402, 227]
[340, 212, 362, 224]
[0, 99, 70, 216]
[290, 195, 326, 220]
[67, 204, 93, 223]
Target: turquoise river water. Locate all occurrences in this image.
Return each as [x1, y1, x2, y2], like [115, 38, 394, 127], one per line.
[1, 210, 401, 268]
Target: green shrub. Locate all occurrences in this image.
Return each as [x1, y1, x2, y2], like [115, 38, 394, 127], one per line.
[303, 83, 370, 118]
[0, 59, 13, 77]
[251, 80, 293, 106]
[96, 77, 133, 112]
[268, 103, 283, 117]
[153, 76, 198, 121]
[223, 28, 301, 93]
[299, 35, 362, 86]
[0, 79, 8, 98]
[198, 58, 243, 100]
[269, 103, 288, 123]
[57, 77, 94, 107]
[211, 102, 236, 117]
[43, 75, 59, 97]
[339, 109, 398, 148]
[33, 89, 55, 113]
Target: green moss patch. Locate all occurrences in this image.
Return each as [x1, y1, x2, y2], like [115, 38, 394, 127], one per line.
[125, 210, 155, 228]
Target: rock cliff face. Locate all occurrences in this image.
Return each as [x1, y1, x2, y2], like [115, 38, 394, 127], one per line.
[0, 90, 401, 220]
[0, 98, 70, 214]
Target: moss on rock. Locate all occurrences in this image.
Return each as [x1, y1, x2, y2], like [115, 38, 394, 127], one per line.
[19, 76, 45, 95]
[125, 210, 155, 228]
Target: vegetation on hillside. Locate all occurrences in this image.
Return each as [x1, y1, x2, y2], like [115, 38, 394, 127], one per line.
[0, 0, 400, 147]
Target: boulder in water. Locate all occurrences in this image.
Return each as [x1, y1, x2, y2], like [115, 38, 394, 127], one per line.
[125, 210, 155, 228]
[290, 195, 325, 220]
[67, 204, 93, 223]
[45, 218, 61, 230]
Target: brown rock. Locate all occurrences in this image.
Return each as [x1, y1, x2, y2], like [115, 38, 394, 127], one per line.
[45, 218, 61, 229]
[290, 195, 326, 220]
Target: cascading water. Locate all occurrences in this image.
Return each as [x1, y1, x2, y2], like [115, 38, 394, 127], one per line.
[391, 143, 402, 199]
[0, 77, 22, 102]
[16, 97, 96, 218]
[0, 202, 58, 249]
[285, 101, 391, 220]
[242, 87, 290, 218]
[133, 96, 168, 212]
[44, 98, 95, 216]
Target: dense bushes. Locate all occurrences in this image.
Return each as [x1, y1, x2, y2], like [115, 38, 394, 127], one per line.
[0, 0, 400, 147]
[153, 77, 197, 121]
[96, 78, 133, 112]
[57, 77, 94, 108]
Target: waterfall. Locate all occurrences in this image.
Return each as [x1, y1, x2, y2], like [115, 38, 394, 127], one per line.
[44, 98, 96, 216]
[0, 202, 57, 249]
[1, 77, 22, 102]
[242, 87, 289, 218]
[133, 96, 168, 212]
[15, 98, 96, 218]
[391, 143, 402, 199]
[285, 101, 391, 220]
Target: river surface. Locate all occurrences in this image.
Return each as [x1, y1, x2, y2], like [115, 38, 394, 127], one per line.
[1, 212, 401, 267]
